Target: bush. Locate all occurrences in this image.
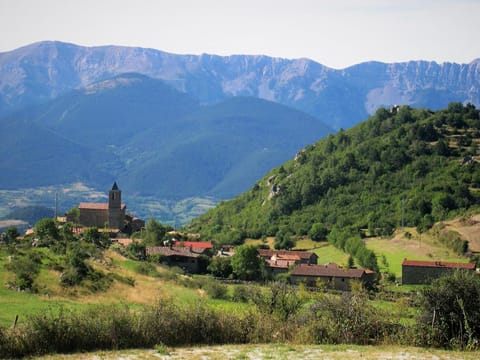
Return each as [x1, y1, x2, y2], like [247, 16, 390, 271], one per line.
[134, 262, 157, 276]
[207, 256, 233, 278]
[6, 252, 42, 291]
[417, 270, 480, 349]
[203, 280, 229, 300]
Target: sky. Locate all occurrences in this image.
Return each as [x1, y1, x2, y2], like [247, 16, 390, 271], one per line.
[0, 0, 479, 69]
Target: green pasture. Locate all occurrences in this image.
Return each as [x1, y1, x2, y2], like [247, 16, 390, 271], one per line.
[366, 237, 469, 278]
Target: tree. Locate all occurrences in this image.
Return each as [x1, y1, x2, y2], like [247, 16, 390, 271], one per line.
[207, 256, 233, 278]
[4, 226, 20, 245]
[143, 217, 167, 246]
[125, 241, 146, 260]
[66, 207, 80, 224]
[83, 227, 110, 249]
[274, 228, 294, 249]
[34, 218, 59, 245]
[60, 242, 91, 286]
[347, 255, 354, 268]
[309, 223, 328, 242]
[419, 270, 480, 349]
[35, 218, 58, 238]
[231, 245, 266, 281]
[7, 252, 42, 290]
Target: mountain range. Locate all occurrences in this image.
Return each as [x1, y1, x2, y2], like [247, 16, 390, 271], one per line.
[1, 41, 479, 129]
[0, 71, 331, 207]
[1, 41, 479, 222]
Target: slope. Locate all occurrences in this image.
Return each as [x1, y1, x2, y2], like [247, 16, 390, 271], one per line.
[121, 96, 333, 198]
[0, 117, 115, 189]
[188, 103, 480, 256]
[1, 74, 332, 203]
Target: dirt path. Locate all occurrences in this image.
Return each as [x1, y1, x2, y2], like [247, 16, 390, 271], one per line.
[36, 344, 479, 360]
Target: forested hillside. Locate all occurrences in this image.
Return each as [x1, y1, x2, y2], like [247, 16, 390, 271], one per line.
[188, 103, 480, 268]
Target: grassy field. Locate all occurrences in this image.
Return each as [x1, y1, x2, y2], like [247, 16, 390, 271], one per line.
[0, 249, 214, 327]
[366, 227, 469, 277]
[35, 344, 480, 360]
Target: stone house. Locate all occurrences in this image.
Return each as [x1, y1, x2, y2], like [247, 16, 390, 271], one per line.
[257, 249, 318, 275]
[290, 263, 375, 291]
[146, 245, 210, 273]
[401, 259, 476, 285]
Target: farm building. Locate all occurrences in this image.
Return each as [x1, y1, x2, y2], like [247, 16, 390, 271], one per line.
[146, 245, 210, 273]
[290, 263, 375, 291]
[401, 259, 476, 284]
[258, 249, 319, 275]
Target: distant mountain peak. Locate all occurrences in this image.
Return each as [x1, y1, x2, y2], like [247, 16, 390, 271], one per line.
[0, 41, 479, 129]
[83, 73, 150, 94]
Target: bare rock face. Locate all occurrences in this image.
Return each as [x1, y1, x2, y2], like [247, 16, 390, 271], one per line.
[268, 183, 281, 200]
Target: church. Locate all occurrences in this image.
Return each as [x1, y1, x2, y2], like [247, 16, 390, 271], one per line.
[74, 182, 126, 230]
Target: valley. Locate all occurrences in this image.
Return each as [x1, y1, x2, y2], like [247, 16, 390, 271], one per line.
[1, 41, 480, 357]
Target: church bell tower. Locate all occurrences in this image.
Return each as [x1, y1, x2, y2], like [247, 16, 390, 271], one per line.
[109, 181, 121, 209]
[108, 181, 124, 229]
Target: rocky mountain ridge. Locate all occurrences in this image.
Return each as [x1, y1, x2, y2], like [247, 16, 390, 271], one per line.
[1, 41, 479, 129]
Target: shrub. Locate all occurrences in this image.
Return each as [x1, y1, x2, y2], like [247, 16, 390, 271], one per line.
[203, 280, 229, 300]
[207, 256, 233, 278]
[416, 270, 480, 349]
[232, 285, 260, 303]
[134, 262, 157, 276]
[300, 283, 396, 345]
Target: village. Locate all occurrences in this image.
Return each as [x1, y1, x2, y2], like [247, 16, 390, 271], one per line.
[19, 182, 470, 291]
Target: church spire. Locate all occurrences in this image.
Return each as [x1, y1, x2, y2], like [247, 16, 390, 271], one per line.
[109, 182, 121, 209]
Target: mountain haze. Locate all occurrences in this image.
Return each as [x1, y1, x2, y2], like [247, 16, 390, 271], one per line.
[1, 41, 479, 129]
[0, 73, 331, 204]
[1, 41, 480, 222]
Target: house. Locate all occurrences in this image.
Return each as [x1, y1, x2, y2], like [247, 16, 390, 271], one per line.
[257, 249, 318, 274]
[267, 259, 298, 276]
[173, 240, 214, 257]
[173, 240, 213, 249]
[146, 245, 210, 273]
[217, 245, 235, 257]
[290, 263, 375, 291]
[67, 182, 144, 233]
[402, 259, 476, 285]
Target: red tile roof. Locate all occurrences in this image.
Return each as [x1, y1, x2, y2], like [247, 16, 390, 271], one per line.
[78, 202, 126, 210]
[291, 263, 371, 279]
[402, 259, 476, 270]
[174, 241, 213, 249]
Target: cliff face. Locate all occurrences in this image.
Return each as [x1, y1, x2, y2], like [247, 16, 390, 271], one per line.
[1, 41, 479, 129]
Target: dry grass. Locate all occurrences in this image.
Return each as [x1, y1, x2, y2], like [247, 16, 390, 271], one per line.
[443, 214, 480, 252]
[244, 237, 275, 248]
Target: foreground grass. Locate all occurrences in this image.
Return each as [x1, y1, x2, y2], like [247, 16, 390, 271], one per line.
[0, 249, 208, 327]
[35, 344, 480, 360]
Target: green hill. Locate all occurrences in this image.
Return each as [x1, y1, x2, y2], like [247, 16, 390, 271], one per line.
[1, 74, 332, 201]
[187, 103, 480, 269]
[1, 205, 53, 226]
